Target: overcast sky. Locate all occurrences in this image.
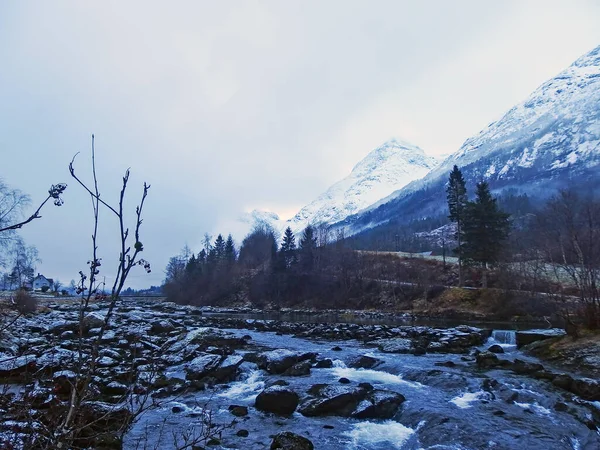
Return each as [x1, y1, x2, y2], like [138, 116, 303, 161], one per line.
[1, 1, 599, 289]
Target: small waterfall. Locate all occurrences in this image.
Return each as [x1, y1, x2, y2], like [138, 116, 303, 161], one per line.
[490, 330, 516, 346]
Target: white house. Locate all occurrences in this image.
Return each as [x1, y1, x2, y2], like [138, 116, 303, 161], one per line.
[32, 274, 54, 291]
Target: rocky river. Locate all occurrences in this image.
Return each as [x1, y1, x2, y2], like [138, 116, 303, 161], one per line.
[1, 299, 599, 449]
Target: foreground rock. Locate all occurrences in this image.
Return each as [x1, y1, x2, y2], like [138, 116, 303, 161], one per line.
[476, 350, 600, 401]
[185, 353, 244, 383]
[255, 386, 300, 415]
[516, 329, 566, 348]
[270, 432, 314, 450]
[299, 382, 405, 419]
[256, 349, 317, 374]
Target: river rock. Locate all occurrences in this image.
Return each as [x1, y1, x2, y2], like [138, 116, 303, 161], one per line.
[257, 349, 317, 374]
[349, 355, 380, 369]
[270, 431, 314, 450]
[511, 359, 544, 375]
[315, 359, 333, 368]
[149, 319, 177, 334]
[299, 383, 404, 419]
[376, 338, 413, 353]
[185, 354, 222, 380]
[0, 354, 36, 378]
[352, 389, 405, 419]
[255, 385, 299, 415]
[476, 351, 512, 369]
[83, 313, 105, 330]
[229, 405, 248, 417]
[570, 378, 600, 401]
[516, 329, 565, 348]
[284, 360, 312, 376]
[488, 344, 504, 354]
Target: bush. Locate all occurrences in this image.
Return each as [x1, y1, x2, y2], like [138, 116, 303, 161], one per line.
[14, 289, 37, 314]
[41, 285, 49, 293]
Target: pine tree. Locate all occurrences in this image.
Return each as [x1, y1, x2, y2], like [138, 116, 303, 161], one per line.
[280, 226, 297, 267]
[462, 181, 510, 288]
[299, 225, 317, 270]
[197, 249, 207, 265]
[214, 234, 225, 260]
[225, 234, 236, 263]
[446, 165, 468, 286]
[299, 225, 317, 250]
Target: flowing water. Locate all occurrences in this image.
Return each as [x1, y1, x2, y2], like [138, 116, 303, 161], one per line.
[125, 324, 600, 450]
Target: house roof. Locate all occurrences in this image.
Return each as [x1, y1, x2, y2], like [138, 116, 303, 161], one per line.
[33, 274, 53, 284]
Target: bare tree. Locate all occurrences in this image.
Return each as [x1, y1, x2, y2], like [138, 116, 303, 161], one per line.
[536, 191, 600, 331]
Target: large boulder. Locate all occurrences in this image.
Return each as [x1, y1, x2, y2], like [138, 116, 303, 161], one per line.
[475, 351, 510, 369]
[185, 353, 244, 383]
[0, 354, 36, 378]
[284, 360, 312, 376]
[376, 338, 413, 354]
[83, 313, 105, 330]
[352, 389, 406, 419]
[349, 355, 380, 369]
[149, 319, 177, 334]
[299, 383, 404, 419]
[255, 386, 299, 415]
[516, 329, 565, 348]
[569, 378, 600, 401]
[185, 354, 222, 380]
[256, 349, 317, 374]
[270, 432, 314, 450]
[511, 359, 544, 375]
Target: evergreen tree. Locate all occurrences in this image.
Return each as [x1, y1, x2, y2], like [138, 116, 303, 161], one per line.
[214, 234, 226, 260]
[299, 225, 317, 270]
[225, 234, 236, 263]
[197, 249, 207, 265]
[462, 181, 510, 288]
[280, 226, 297, 267]
[446, 165, 468, 286]
[185, 254, 198, 275]
[299, 225, 317, 250]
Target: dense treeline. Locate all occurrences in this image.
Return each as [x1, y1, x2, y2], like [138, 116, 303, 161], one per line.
[164, 166, 599, 330]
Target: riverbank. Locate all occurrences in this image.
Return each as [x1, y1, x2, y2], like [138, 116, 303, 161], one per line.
[1, 298, 599, 449]
[523, 330, 600, 379]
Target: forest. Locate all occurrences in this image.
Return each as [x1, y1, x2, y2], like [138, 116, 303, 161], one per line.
[164, 166, 600, 331]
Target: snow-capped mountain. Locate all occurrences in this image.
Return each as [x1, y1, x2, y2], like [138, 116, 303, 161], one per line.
[339, 45, 600, 236]
[283, 139, 439, 232]
[227, 139, 440, 240]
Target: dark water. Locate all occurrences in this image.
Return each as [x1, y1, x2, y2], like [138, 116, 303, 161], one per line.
[125, 326, 600, 450]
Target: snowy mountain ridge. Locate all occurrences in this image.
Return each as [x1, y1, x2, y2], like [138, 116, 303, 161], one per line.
[232, 138, 440, 239]
[339, 44, 600, 236]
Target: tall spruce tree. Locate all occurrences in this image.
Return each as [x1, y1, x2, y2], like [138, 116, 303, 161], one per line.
[462, 181, 510, 288]
[225, 234, 236, 264]
[299, 225, 318, 270]
[299, 225, 317, 250]
[214, 234, 226, 260]
[280, 226, 297, 268]
[446, 165, 468, 286]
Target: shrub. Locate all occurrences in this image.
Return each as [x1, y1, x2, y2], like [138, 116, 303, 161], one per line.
[14, 289, 37, 314]
[41, 285, 49, 293]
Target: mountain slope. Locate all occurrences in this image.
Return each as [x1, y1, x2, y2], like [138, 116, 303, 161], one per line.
[228, 139, 439, 239]
[340, 45, 600, 236]
[284, 138, 439, 233]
